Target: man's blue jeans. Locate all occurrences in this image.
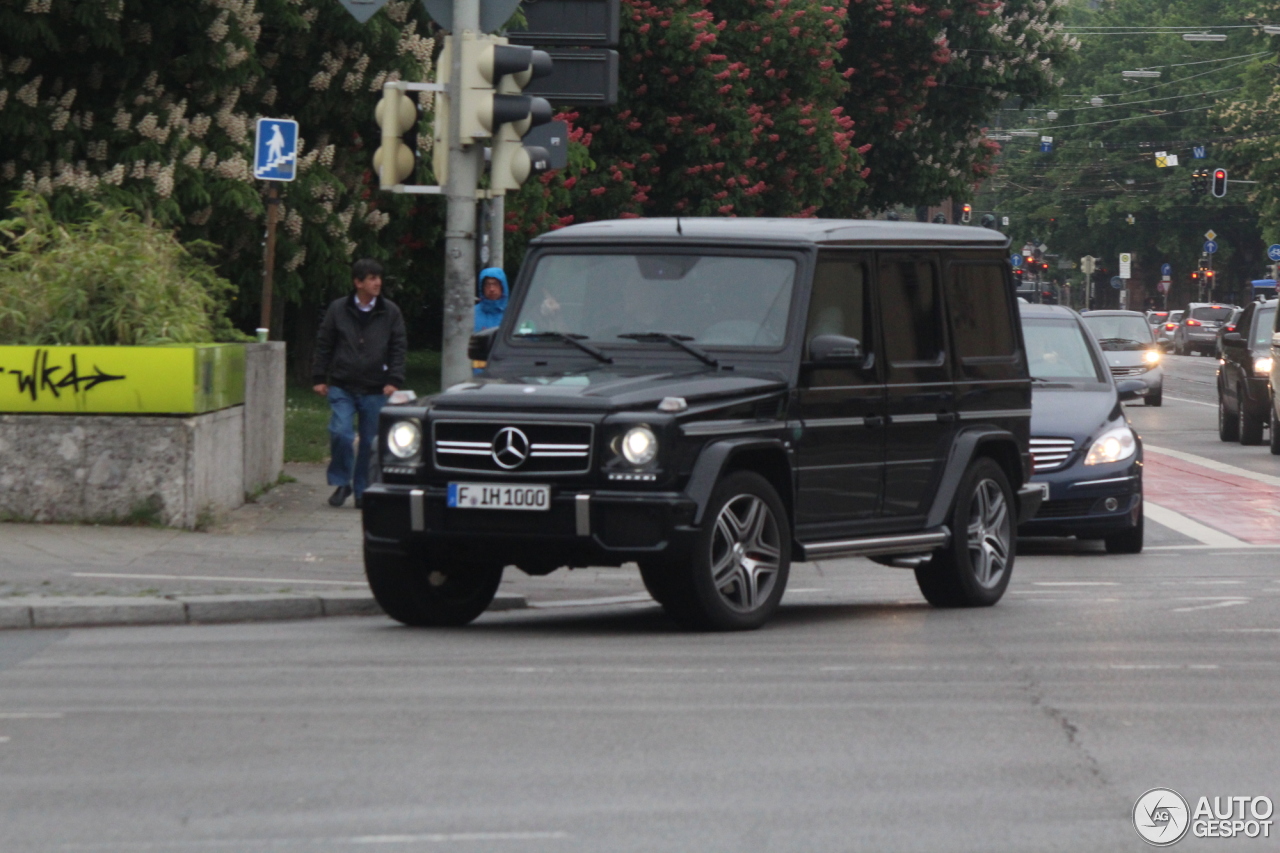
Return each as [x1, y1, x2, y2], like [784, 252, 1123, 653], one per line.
[326, 386, 387, 498]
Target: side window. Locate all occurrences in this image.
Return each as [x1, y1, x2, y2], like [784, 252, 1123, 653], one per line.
[946, 262, 1018, 378]
[804, 255, 873, 386]
[878, 256, 944, 365]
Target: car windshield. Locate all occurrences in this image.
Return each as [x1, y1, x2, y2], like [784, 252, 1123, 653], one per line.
[1254, 305, 1276, 351]
[512, 253, 797, 349]
[1190, 306, 1233, 322]
[1021, 317, 1106, 381]
[1082, 315, 1153, 349]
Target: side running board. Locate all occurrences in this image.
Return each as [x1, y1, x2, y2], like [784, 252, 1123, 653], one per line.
[795, 528, 950, 562]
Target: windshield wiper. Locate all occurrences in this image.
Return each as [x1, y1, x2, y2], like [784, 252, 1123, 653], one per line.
[1096, 337, 1145, 347]
[515, 331, 613, 363]
[618, 331, 719, 367]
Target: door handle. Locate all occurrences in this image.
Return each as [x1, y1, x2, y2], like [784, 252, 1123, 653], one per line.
[863, 415, 885, 429]
[936, 411, 958, 424]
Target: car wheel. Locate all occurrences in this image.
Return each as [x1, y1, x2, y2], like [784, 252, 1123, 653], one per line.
[914, 458, 1014, 608]
[664, 471, 791, 631]
[1218, 391, 1240, 442]
[1145, 387, 1163, 407]
[364, 549, 503, 627]
[1104, 502, 1144, 554]
[1240, 390, 1265, 445]
[1270, 403, 1280, 456]
[1175, 341, 1187, 356]
[637, 559, 675, 607]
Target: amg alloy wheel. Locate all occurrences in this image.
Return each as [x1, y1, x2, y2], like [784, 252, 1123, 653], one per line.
[915, 458, 1014, 608]
[664, 471, 791, 631]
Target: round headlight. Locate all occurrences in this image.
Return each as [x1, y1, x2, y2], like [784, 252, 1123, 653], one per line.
[1143, 349, 1161, 364]
[387, 420, 422, 459]
[620, 425, 658, 466]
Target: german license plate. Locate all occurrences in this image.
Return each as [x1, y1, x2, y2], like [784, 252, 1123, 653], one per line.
[447, 483, 550, 511]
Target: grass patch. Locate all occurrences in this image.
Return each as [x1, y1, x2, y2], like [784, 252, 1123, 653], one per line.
[286, 349, 442, 463]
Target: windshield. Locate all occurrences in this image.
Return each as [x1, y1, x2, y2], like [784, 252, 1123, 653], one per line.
[1082, 314, 1153, 349]
[1254, 305, 1276, 351]
[513, 253, 796, 348]
[1020, 317, 1106, 382]
[1190, 306, 1233, 322]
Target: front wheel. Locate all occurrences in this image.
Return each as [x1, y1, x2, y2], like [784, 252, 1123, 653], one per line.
[914, 458, 1014, 608]
[365, 549, 503, 627]
[663, 471, 791, 631]
[1144, 388, 1163, 407]
[1104, 502, 1144, 554]
[1270, 403, 1280, 456]
[1218, 392, 1240, 442]
[1240, 390, 1265, 445]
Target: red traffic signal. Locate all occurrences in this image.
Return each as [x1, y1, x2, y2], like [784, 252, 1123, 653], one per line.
[961, 203, 972, 224]
[1211, 168, 1227, 198]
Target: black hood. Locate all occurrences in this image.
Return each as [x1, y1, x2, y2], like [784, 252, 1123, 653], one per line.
[1031, 384, 1124, 440]
[430, 366, 787, 413]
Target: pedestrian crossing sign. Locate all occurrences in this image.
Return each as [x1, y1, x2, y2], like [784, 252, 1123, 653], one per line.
[254, 118, 299, 182]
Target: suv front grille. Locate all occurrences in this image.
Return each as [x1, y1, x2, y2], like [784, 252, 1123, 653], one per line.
[433, 421, 593, 474]
[1109, 365, 1148, 377]
[1030, 437, 1075, 472]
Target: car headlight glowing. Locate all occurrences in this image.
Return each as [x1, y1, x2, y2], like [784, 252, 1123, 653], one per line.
[1084, 425, 1136, 466]
[387, 419, 422, 459]
[1143, 349, 1161, 364]
[1255, 356, 1274, 375]
[620, 425, 658, 466]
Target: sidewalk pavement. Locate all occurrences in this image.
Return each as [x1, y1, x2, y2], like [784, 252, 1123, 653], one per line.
[0, 463, 656, 630]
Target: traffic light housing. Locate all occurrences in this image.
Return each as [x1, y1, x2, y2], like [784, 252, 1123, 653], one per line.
[1211, 168, 1227, 198]
[961, 203, 972, 224]
[980, 213, 996, 229]
[374, 86, 420, 189]
[1191, 169, 1208, 194]
[1205, 269, 1215, 285]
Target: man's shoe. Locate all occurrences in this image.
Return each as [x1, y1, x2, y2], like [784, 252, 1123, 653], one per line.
[354, 495, 363, 509]
[328, 485, 352, 507]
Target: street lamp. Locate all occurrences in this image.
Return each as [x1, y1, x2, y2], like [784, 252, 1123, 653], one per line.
[1090, 96, 1104, 106]
[1046, 111, 1059, 121]
[1182, 33, 1227, 42]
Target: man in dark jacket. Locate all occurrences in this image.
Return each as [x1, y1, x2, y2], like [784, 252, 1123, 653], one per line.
[311, 258, 407, 508]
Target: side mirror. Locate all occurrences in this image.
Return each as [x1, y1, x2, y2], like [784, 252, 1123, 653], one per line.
[809, 334, 864, 365]
[1116, 378, 1147, 401]
[468, 327, 498, 361]
[1221, 332, 1245, 348]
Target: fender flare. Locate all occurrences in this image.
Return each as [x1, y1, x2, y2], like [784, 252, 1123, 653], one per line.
[685, 437, 791, 525]
[925, 428, 1023, 529]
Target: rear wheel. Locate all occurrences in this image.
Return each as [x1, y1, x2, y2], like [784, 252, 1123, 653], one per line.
[1240, 389, 1265, 445]
[1218, 391, 1240, 442]
[1270, 403, 1280, 456]
[914, 458, 1014, 608]
[365, 549, 503, 627]
[663, 471, 791, 630]
[1104, 502, 1144, 554]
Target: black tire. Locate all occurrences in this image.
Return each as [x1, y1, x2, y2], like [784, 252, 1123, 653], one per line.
[1270, 403, 1280, 456]
[1218, 391, 1240, 442]
[365, 549, 503, 627]
[1176, 341, 1188, 356]
[1104, 502, 1144, 554]
[637, 559, 675, 607]
[914, 458, 1014, 608]
[1144, 388, 1163, 407]
[1240, 390, 1265, 445]
[663, 471, 791, 631]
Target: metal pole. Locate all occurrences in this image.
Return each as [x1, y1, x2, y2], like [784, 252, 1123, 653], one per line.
[489, 194, 504, 271]
[260, 183, 281, 338]
[441, 0, 482, 389]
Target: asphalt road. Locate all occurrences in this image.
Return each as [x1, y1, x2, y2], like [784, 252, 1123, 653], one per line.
[2, 356, 1279, 853]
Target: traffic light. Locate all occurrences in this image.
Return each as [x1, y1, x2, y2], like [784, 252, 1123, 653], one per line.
[1190, 271, 1200, 285]
[1211, 168, 1228, 198]
[980, 213, 997, 230]
[1205, 269, 1215, 285]
[1191, 169, 1209, 194]
[961, 203, 972, 224]
[374, 85, 420, 189]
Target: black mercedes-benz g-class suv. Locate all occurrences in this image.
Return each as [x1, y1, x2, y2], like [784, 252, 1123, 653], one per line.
[362, 218, 1042, 630]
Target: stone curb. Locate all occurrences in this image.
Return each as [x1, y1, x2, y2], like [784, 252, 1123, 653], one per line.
[0, 591, 529, 630]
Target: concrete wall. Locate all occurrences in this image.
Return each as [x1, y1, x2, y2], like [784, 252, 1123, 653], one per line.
[0, 343, 287, 529]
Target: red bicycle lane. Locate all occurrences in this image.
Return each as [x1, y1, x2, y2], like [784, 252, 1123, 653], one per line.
[1142, 447, 1280, 545]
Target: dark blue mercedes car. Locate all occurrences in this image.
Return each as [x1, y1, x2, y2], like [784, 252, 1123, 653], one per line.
[1018, 304, 1145, 553]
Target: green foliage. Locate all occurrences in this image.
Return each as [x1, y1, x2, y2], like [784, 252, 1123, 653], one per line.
[0, 192, 243, 344]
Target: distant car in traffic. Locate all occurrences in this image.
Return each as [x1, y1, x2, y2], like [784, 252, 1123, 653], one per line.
[1174, 303, 1237, 356]
[1019, 303, 1146, 554]
[1156, 310, 1184, 351]
[1218, 299, 1276, 445]
[1081, 309, 1163, 406]
[1214, 306, 1245, 358]
[1145, 309, 1170, 330]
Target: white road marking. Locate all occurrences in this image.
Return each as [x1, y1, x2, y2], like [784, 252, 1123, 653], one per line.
[1160, 395, 1216, 408]
[1158, 579, 1244, 585]
[0, 736, 9, 743]
[1144, 502, 1249, 547]
[1033, 581, 1120, 586]
[1220, 628, 1280, 633]
[1144, 444, 1280, 487]
[71, 572, 363, 587]
[529, 594, 655, 609]
[1171, 599, 1250, 613]
[786, 588, 827, 593]
[351, 832, 571, 844]
[1108, 664, 1219, 670]
[0, 713, 62, 719]
[1145, 544, 1280, 551]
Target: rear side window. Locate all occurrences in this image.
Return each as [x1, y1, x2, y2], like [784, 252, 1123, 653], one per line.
[879, 257, 944, 365]
[946, 262, 1017, 360]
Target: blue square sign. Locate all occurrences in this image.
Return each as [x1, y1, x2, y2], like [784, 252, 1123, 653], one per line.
[254, 118, 299, 182]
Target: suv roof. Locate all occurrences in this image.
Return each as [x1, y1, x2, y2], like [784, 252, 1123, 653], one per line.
[1082, 310, 1145, 318]
[532, 217, 1011, 249]
[1019, 303, 1078, 320]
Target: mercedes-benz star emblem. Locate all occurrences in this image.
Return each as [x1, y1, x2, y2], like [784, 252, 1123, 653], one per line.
[491, 426, 531, 470]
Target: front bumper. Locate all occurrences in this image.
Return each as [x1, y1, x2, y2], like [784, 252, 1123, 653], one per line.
[1019, 459, 1142, 537]
[361, 482, 699, 568]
